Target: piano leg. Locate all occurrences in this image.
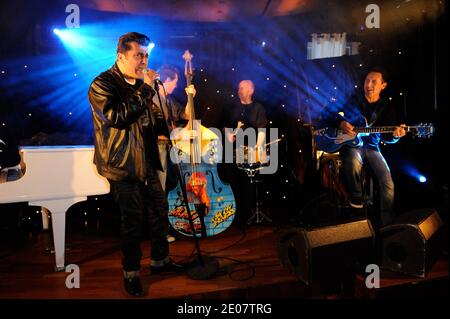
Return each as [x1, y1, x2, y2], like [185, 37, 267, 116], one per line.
[51, 211, 66, 271]
[41, 207, 50, 230]
[31, 197, 86, 272]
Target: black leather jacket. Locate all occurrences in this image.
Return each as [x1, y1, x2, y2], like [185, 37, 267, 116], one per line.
[88, 63, 161, 182]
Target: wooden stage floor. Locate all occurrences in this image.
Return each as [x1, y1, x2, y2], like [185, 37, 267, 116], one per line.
[0, 222, 447, 299]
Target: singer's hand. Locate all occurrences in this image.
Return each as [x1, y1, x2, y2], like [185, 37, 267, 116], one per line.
[185, 84, 196, 97]
[143, 69, 159, 88]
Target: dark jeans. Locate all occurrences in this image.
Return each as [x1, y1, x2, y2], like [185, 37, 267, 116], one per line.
[109, 168, 169, 272]
[340, 146, 395, 226]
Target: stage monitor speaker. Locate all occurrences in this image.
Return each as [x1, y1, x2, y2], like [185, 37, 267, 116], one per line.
[277, 219, 375, 285]
[380, 208, 443, 278]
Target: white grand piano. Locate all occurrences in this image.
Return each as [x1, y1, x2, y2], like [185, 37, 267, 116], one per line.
[0, 146, 110, 271]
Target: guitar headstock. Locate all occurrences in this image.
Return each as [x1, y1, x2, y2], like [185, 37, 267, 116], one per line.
[182, 50, 193, 81]
[410, 123, 435, 138]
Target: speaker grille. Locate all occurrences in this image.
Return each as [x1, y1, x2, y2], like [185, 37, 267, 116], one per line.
[307, 219, 374, 248]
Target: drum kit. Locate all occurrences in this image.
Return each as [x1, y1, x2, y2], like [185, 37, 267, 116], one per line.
[236, 145, 272, 224]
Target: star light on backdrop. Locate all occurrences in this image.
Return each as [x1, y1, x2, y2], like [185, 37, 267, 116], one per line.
[0, 2, 443, 226]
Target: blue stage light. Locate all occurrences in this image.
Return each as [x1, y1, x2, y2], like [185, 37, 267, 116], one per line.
[418, 175, 427, 183]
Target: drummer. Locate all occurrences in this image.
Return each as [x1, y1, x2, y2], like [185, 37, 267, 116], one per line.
[224, 79, 268, 226]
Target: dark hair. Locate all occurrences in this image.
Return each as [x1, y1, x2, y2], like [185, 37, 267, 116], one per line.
[367, 66, 388, 83]
[117, 32, 150, 54]
[158, 64, 179, 82]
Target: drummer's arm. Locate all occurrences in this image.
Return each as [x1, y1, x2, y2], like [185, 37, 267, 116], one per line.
[256, 130, 266, 149]
[256, 130, 267, 163]
[225, 128, 236, 143]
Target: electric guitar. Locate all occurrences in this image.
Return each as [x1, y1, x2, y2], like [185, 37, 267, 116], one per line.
[313, 122, 434, 153]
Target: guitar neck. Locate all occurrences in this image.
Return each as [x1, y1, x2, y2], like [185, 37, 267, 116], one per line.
[354, 126, 408, 134]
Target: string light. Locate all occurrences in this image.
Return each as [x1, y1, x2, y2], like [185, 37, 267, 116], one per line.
[389, 97, 393, 100]
[74, 73, 77, 77]
[283, 84, 287, 88]
[69, 112, 72, 115]
[315, 86, 319, 90]
[24, 65, 28, 68]
[266, 77, 270, 81]
[332, 64, 335, 68]
[203, 78, 207, 82]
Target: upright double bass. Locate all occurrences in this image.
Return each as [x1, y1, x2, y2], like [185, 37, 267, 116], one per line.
[167, 50, 236, 237]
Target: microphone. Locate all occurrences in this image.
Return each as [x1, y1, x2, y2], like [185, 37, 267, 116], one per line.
[142, 69, 163, 85]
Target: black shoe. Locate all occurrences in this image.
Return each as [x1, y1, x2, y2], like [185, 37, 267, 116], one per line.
[123, 276, 143, 297]
[151, 259, 186, 275]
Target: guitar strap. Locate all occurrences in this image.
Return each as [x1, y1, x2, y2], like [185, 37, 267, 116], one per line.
[366, 101, 386, 127]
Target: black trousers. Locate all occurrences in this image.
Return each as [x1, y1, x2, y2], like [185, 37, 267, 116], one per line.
[226, 164, 255, 226]
[109, 168, 169, 272]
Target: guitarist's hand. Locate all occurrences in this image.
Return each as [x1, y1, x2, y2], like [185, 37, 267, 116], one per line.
[339, 121, 357, 136]
[393, 124, 407, 138]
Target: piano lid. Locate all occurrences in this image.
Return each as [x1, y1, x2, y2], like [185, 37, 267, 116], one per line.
[0, 146, 109, 204]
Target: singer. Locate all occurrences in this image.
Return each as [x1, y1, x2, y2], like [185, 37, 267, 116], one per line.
[88, 32, 185, 297]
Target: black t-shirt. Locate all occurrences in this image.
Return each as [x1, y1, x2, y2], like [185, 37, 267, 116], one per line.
[151, 94, 186, 138]
[228, 101, 267, 130]
[125, 80, 162, 172]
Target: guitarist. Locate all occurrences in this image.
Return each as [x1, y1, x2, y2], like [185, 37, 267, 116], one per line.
[320, 68, 406, 226]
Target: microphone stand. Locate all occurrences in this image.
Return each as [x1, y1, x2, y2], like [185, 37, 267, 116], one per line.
[153, 82, 219, 280]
